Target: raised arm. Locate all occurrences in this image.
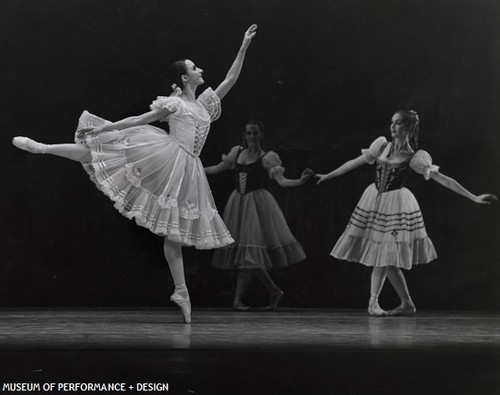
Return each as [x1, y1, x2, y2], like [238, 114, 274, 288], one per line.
[215, 24, 257, 100]
[274, 168, 315, 187]
[430, 171, 497, 204]
[315, 155, 367, 185]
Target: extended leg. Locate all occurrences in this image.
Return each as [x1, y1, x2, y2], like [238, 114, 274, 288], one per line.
[233, 269, 253, 311]
[254, 269, 283, 310]
[164, 238, 191, 323]
[386, 267, 416, 316]
[13, 137, 91, 162]
[369, 267, 388, 316]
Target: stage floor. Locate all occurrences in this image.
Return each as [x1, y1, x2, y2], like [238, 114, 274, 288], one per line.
[0, 308, 499, 394]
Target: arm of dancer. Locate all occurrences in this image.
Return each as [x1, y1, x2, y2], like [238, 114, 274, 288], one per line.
[274, 168, 315, 187]
[263, 151, 314, 187]
[430, 172, 497, 204]
[410, 150, 497, 204]
[205, 145, 241, 175]
[315, 155, 367, 185]
[215, 24, 257, 100]
[90, 109, 170, 133]
[204, 161, 233, 175]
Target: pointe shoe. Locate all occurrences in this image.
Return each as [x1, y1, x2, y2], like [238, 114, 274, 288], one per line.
[388, 303, 416, 316]
[232, 302, 250, 311]
[12, 136, 47, 154]
[368, 298, 387, 317]
[170, 293, 191, 324]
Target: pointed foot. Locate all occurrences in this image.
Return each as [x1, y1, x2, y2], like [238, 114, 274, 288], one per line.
[12, 137, 47, 154]
[170, 293, 191, 324]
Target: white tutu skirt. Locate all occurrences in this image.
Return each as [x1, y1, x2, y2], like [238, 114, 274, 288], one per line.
[331, 184, 437, 269]
[75, 111, 233, 249]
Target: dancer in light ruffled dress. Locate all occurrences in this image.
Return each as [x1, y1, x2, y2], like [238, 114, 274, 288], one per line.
[205, 119, 313, 311]
[12, 24, 258, 324]
[316, 110, 497, 316]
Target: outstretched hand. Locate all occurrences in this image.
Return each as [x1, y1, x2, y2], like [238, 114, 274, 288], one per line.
[473, 194, 498, 204]
[315, 173, 331, 185]
[300, 168, 315, 183]
[241, 24, 258, 50]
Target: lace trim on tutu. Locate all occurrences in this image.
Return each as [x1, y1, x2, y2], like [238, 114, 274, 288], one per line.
[149, 96, 181, 114]
[81, 151, 228, 248]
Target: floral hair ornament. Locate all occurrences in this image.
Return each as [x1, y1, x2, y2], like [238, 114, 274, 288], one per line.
[408, 110, 420, 150]
[409, 110, 420, 124]
[170, 83, 182, 97]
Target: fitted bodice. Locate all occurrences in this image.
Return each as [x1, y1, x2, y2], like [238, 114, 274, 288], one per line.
[234, 149, 268, 194]
[374, 143, 413, 192]
[150, 88, 221, 157]
[166, 101, 210, 156]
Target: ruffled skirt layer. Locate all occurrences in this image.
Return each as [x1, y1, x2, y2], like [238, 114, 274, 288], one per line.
[331, 184, 437, 269]
[75, 111, 233, 249]
[212, 189, 305, 270]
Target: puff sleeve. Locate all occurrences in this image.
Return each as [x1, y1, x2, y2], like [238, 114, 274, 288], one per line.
[197, 88, 222, 122]
[409, 150, 440, 180]
[362, 136, 388, 164]
[149, 96, 182, 122]
[221, 146, 242, 169]
[262, 151, 285, 179]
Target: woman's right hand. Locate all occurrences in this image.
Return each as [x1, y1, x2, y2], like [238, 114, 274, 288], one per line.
[472, 194, 498, 204]
[241, 24, 258, 50]
[315, 173, 332, 185]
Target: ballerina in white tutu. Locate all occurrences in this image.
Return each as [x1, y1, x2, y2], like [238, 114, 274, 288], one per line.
[316, 110, 497, 316]
[12, 24, 258, 324]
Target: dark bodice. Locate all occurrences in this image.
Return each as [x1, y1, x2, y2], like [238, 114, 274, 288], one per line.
[234, 148, 268, 194]
[374, 143, 413, 192]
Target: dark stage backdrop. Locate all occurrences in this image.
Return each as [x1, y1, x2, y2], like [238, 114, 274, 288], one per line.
[2, 0, 499, 310]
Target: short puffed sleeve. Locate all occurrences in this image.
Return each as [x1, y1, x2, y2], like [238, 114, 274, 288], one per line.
[262, 151, 285, 179]
[221, 146, 242, 169]
[150, 96, 182, 121]
[409, 150, 440, 180]
[362, 136, 388, 164]
[197, 88, 221, 122]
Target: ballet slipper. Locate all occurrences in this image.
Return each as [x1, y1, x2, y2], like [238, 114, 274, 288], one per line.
[388, 303, 416, 316]
[368, 296, 387, 317]
[170, 293, 191, 324]
[232, 302, 251, 312]
[12, 137, 47, 154]
[269, 290, 284, 310]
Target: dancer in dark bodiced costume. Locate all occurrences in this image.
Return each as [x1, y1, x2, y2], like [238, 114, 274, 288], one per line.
[316, 110, 497, 316]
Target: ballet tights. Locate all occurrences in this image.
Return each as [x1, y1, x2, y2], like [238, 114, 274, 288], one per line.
[163, 238, 189, 300]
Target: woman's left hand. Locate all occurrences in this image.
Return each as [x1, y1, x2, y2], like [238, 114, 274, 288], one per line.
[473, 194, 498, 204]
[75, 127, 94, 138]
[241, 24, 258, 50]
